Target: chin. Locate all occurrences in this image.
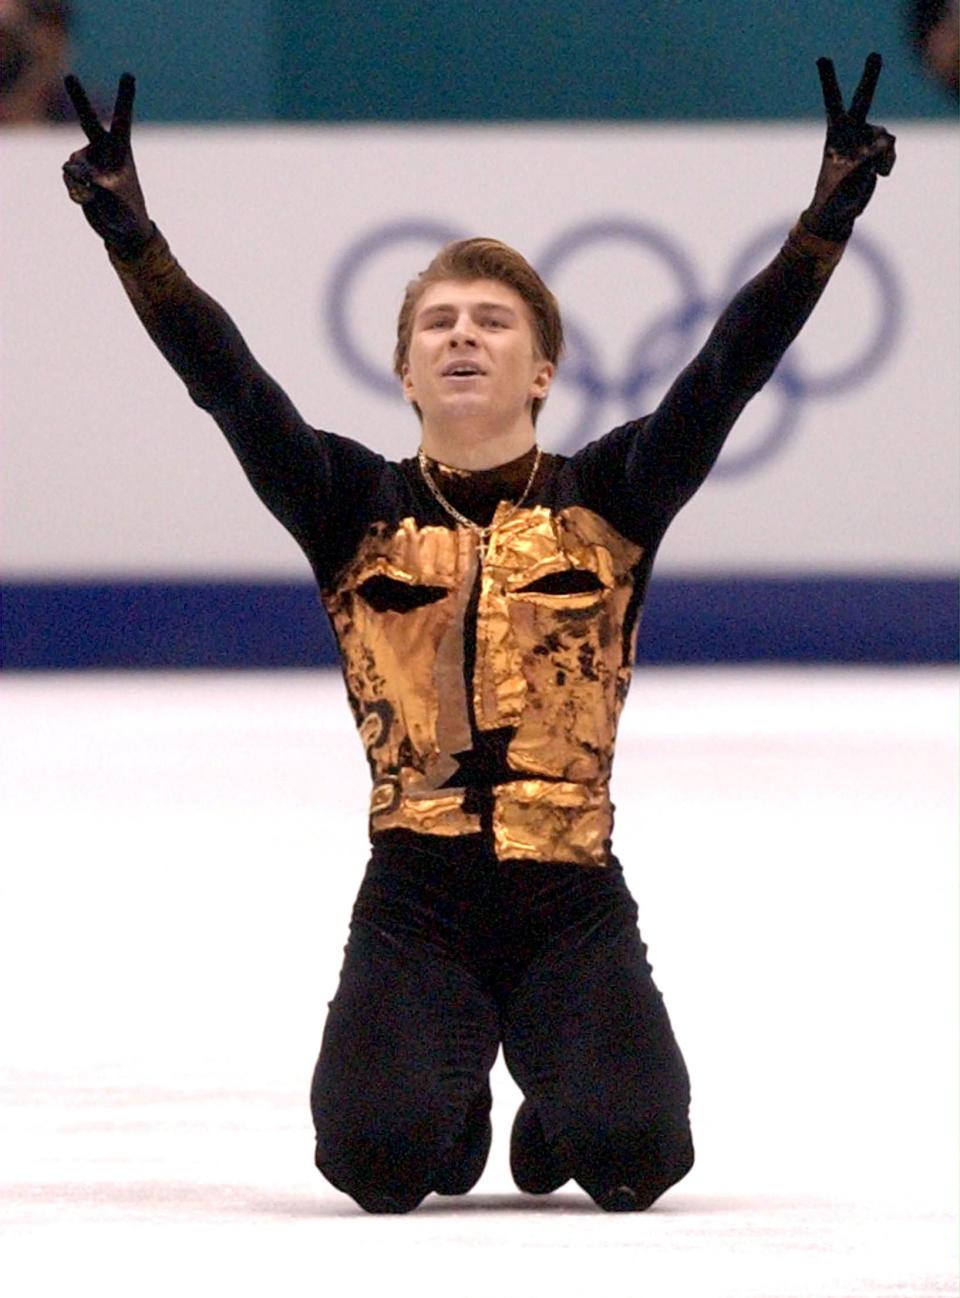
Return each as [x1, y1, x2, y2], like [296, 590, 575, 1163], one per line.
[434, 396, 496, 421]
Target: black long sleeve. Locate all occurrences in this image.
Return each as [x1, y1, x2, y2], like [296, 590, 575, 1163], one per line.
[107, 229, 384, 584]
[570, 221, 846, 547]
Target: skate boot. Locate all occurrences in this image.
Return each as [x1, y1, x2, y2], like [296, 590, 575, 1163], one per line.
[510, 1100, 568, 1195]
[433, 1082, 493, 1196]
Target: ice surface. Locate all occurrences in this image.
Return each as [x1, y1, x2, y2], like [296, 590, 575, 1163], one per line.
[1, 667, 957, 1297]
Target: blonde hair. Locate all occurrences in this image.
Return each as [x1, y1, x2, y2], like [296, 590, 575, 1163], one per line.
[394, 237, 564, 424]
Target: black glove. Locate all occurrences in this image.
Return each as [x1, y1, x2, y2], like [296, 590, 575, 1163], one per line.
[61, 73, 154, 260]
[801, 52, 896, 242]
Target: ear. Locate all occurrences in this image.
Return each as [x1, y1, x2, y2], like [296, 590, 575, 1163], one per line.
[530, 358, 555, 401]
[401, 363, 416, 405]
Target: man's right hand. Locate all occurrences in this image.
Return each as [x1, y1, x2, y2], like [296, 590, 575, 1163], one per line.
[62, 73, 154, 260]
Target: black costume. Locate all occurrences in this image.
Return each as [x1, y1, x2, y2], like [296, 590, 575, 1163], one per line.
[59, 47, 896, 1213]
[104, 219, 844, 1212]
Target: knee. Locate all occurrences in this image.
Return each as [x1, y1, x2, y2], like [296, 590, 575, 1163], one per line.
[316, 1147, 424, 1213]
[313, 1109, 440, 1214]
[567, 1111, 695, 1212]
[314, 1135, 432, 1214]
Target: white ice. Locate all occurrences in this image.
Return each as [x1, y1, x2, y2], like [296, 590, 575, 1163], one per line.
[1, 667, 957, 1298]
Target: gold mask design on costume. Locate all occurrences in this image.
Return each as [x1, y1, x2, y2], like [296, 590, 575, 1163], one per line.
[322, 505, 643, 866]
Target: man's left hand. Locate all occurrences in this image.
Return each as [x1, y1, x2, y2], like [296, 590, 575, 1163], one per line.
[802, 52, 896, 242]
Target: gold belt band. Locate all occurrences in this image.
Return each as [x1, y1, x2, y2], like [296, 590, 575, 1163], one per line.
[369, 778, 612, 867]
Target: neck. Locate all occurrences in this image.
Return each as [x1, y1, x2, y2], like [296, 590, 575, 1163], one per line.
[418, 412, 536, 470]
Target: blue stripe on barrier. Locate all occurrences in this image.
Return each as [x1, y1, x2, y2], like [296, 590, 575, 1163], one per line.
[1, 577, 956, 670]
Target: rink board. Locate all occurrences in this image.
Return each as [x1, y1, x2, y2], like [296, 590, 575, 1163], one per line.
[2, 126, 957, 665]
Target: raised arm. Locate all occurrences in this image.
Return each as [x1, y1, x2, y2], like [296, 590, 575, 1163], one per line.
[61, 72, 265, 413]
[60, 73, 379, 572]
[574, 54, 896, 544]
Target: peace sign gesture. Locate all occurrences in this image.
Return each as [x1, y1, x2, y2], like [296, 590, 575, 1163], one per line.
[802, 53, 896, 242]
[62, 73, 154, 260]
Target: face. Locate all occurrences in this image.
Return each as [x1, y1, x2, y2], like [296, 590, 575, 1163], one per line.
[401, 278, 554, 430]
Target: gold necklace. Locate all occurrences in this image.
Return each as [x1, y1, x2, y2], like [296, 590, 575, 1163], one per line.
[418, 445, 542, 554]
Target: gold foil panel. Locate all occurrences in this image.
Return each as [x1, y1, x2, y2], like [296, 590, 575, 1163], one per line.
[478, 505, 643, 786]
[324, 504, 644, 865]
[323, 518, 482, 836]
[372, 787, 479, 838]
[492, 779, 611, 866]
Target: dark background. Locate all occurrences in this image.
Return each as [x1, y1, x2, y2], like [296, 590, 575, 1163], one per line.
[69, 0, 953, 123]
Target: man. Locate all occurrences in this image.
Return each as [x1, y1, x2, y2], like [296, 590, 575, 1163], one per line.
[61, 56, 895, 1213]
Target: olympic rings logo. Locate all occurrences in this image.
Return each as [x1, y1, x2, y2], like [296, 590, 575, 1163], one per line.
[324, 218, 901, 478]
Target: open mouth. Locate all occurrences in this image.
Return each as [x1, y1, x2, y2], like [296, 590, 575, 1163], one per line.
[441, 363, 486, 378]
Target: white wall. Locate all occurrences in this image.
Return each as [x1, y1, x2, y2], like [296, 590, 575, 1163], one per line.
[2, 124, 957, 579]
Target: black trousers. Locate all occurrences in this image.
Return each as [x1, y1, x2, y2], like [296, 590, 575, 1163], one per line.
[310, 831, 693, 1213]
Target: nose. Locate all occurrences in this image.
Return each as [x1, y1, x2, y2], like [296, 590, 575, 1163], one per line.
[449, 312, 479, 347]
